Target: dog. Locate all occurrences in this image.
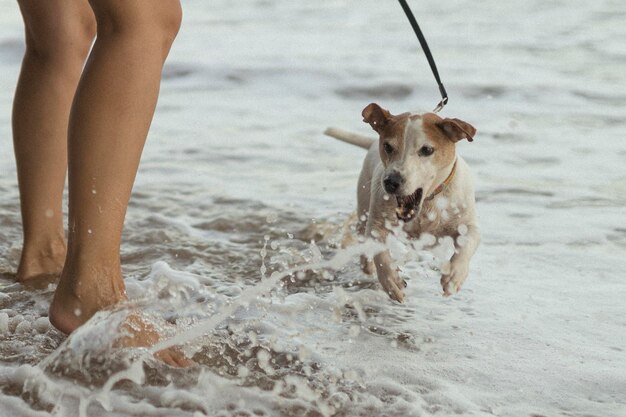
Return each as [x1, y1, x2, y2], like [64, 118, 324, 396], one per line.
[325, 103, 480, 302]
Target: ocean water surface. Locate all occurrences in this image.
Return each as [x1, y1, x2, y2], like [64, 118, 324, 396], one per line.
[0, 1, 625, 416]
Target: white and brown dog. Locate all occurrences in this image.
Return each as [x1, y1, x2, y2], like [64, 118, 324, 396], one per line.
[325, 103, 480, 302]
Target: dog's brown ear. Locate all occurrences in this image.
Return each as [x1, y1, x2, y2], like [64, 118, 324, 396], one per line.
[438, 118, 477, 142]
[362, 103, 392, 133]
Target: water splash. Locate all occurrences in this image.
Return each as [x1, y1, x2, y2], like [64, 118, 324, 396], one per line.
[150, 241, 385, 353]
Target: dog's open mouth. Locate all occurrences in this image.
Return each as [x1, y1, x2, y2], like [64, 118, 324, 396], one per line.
[395, 188, 423, 222]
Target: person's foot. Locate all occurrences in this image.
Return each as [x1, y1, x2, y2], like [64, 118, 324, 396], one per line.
[16, 235, 67, 282]
[49, 260, 192, 367]
[117, 314, 193, 367]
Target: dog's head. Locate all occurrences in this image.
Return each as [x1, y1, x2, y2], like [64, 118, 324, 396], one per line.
[362, 103, 476, 222]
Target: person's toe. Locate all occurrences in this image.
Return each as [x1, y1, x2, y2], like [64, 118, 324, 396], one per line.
[155, 348, 193, 368]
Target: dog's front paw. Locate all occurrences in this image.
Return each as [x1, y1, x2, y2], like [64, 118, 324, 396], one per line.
[440, 261, 469, 297]
[378, 272, 406, 303]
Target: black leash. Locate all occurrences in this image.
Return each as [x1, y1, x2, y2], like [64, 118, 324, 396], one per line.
[397, 0, 448, 113]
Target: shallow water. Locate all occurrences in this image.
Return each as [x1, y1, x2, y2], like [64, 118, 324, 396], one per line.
[1, 0, 626, 416]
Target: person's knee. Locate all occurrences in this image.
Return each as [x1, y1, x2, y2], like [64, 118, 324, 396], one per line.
[20, 2, 96, 64]
[157, 3, 183, 55]
[92, 0, 182, 58]
[160, 3, 183, 44]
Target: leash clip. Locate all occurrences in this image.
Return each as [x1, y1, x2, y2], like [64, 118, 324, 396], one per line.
[432, 81, 448, 113]
[433, 96, 448, 113]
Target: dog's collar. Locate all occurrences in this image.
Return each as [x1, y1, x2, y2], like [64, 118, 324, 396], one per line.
[425, 159, 457, 201]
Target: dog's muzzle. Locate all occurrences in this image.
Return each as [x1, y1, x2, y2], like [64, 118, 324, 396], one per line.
[395, 188, 423, 222]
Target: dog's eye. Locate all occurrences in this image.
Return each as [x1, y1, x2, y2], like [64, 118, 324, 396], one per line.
[383, 143, 394, 154]
[419, 145, 434, 156]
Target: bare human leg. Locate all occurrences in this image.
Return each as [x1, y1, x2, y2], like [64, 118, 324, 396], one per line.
[45, 0, 188, 366]
[13, 0, 96, 282]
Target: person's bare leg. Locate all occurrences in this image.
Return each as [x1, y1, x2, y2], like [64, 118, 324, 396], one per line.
[13, 0, 95, 282]
[47, 0, 185, 365]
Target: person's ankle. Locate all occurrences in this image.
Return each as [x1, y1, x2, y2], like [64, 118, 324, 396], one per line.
[17, 233, 67, 282]
[49, 257, 126, 334]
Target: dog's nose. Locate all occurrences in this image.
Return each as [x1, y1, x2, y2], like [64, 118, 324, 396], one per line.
[383, 172, 404, 194]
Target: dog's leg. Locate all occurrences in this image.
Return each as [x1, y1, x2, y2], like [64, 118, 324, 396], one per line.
[372, 249, 406, 302]
[365, 199, 406, 303]
[440, 223, 480, 296]
[357, 215, 375, 275]
[356, 202, 373, 274]
[357, 161, 375, 275]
